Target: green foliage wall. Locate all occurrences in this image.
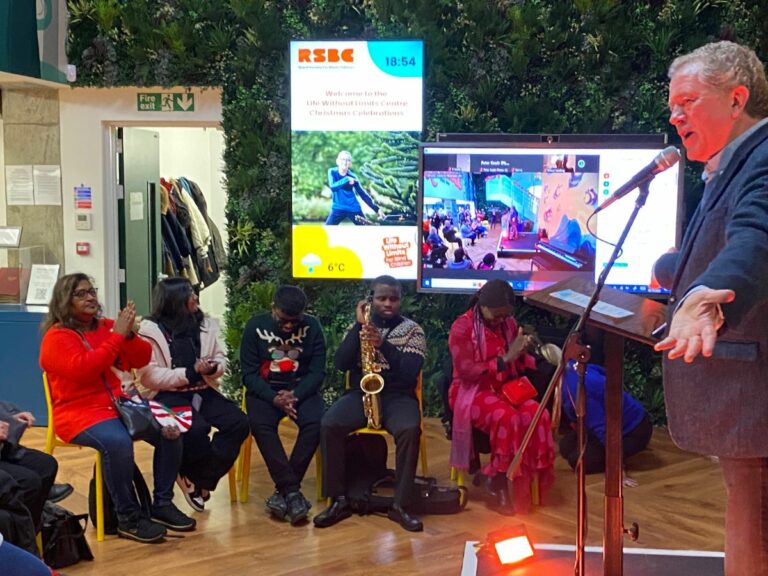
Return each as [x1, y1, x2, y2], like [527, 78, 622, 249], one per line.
[67, 0, 764, 423]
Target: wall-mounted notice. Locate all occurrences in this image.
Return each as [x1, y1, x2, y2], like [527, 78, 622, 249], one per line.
[26, 264, 60, 305]
[290, 40, 424, 279]
[5, 166, 34, 206]
[33, 166, 62, 205]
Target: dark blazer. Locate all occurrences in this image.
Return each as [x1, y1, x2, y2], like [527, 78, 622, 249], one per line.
[661, 120, 768, 457]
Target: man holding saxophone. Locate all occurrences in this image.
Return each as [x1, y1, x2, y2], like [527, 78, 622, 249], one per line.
[314, 275, 426, 532]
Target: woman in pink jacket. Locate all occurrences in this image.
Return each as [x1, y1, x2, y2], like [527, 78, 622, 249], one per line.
[137, 278, 249, 512]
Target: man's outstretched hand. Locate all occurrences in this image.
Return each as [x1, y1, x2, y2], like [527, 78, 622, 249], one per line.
[654, 288, 735, 362]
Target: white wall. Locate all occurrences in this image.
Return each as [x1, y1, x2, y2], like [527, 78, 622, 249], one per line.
[156, 126, 227, 323]
[58, 87, 223, 316]
[0, 118, 6, 266]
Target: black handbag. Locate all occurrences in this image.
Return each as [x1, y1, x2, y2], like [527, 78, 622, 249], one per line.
[111, 392, 162, 441]
[76, 330, 161, 441]
[41, 502, 94, 569]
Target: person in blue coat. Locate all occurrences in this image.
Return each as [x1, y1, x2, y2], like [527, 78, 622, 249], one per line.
[325, 150, 384, 225]
[559, 362, 652, 486]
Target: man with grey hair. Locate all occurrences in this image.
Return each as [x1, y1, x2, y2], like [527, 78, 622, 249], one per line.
[325, 150, 385, 225]
[654, 40, 768, 574]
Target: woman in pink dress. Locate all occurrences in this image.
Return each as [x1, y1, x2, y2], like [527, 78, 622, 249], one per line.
[448, 279, 555, 514]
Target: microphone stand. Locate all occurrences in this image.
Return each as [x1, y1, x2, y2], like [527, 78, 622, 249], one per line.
[507, 180, 652, 576]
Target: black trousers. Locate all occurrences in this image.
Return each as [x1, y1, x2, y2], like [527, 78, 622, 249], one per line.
[0, 446, 57, 531]
[155, 388, 250, 491]
[321, 391, 420, 507]
[559, 413, 653, 474]
[246, 392, 324, 494]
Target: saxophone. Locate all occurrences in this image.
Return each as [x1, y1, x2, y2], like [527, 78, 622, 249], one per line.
[360, 299, 385, 429]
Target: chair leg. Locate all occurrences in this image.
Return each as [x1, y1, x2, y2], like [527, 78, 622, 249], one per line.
[95, 452, 105, 542]
[531, 472, 540, 507]
[227, 465, 238, 503]
[239, 436, 252, 504]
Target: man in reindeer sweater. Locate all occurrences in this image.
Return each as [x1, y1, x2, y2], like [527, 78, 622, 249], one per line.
[240, 285, 327, 525]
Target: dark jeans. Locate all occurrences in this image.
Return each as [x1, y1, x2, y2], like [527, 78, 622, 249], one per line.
[0, 447, 57, 531]
[321, 391, 420, 507]
[720, 457, 768, 576]
[155, 388, 250, 491]
[559, 414, 653, 474]
[246, 392, 324, 494]
[325, 209, 365, 225]
[72, 418, 182, 517]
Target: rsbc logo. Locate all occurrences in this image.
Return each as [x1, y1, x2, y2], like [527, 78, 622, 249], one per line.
[298, 48, 354, 64]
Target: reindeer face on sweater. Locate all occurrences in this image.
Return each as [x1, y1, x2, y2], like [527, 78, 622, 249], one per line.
[255, 326, 309, 383]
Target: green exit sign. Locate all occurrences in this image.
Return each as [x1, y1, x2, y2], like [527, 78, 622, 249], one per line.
[137, 93, 195, 112]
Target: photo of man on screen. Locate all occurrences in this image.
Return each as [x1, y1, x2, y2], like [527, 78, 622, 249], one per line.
[325, 150, 385, 225]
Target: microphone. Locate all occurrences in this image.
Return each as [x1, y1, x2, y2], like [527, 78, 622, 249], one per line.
[593, 146, 681, 213]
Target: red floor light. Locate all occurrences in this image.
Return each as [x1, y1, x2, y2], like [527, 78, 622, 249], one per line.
[480, 524, 535, 566]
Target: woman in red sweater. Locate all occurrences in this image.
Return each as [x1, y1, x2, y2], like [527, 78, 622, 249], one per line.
[40, 273, 194, 543]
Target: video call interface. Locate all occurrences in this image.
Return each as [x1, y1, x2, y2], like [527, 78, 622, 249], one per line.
[419, 144, 681, 295]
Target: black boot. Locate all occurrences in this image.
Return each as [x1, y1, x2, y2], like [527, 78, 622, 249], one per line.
[313, 496, 352, 528]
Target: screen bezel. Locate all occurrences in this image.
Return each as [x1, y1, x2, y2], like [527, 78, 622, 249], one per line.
[417, 135, 684, 297]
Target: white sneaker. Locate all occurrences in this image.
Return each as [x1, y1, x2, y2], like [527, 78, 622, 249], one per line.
[176, 474, 205, 513]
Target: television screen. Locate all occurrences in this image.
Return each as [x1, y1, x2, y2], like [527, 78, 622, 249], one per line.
[289, 40, 424, 280]
[418, 137, 683, 295]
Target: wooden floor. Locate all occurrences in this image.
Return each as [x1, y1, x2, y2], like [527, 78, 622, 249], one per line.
[24, 419, 725, 575]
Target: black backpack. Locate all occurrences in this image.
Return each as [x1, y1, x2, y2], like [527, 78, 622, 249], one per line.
[345, 434, 468, 515]
[88, 463, 152, 534]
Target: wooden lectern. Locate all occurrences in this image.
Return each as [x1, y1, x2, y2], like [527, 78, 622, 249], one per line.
[524, 276, 667, 576]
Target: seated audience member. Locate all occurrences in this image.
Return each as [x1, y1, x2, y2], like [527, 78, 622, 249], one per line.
[442, 219, 462, 248]
[559, 362, 652, 486]
[471, 220, 487, 237]
[138, 278, 249, 512]
[40, 273, 193, 543]
[0, 468, 37, 554]
[0, 533, 52, 576]
[0, 401, 70, 533]
[426, 226, 444, 249]
[476, 253, 497, 271]
[240, 285, 326, 525]
[448, 248, 473, 270]
[460, 222, 477, 245]
[315, 276, 426, 532]
[448, 280, 555, 515]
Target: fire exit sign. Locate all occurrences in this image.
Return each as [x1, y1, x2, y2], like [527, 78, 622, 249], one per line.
[137, 93, 195, 112]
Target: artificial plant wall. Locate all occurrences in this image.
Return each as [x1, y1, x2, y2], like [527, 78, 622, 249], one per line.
[67, 0, 763, 423]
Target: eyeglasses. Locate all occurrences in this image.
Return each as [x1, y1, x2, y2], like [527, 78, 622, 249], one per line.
[73, 288, 98, 299]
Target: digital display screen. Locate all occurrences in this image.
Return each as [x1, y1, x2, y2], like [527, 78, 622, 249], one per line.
[290, 40, 424, 279]
[418, 140, 683, 295]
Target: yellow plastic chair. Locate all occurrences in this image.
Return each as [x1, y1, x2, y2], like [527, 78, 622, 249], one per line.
[236, 392, 323, 504]
[43, 372, 106, 542]
[348, 371, 429, 477]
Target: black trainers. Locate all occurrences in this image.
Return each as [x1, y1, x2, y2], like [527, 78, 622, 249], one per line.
[176, 475, 205, 513]
[151, 503, 196, 532]
[117, 513, 167, 543]
[265, 491, 287, 520]
[285, 491, 311, 525]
